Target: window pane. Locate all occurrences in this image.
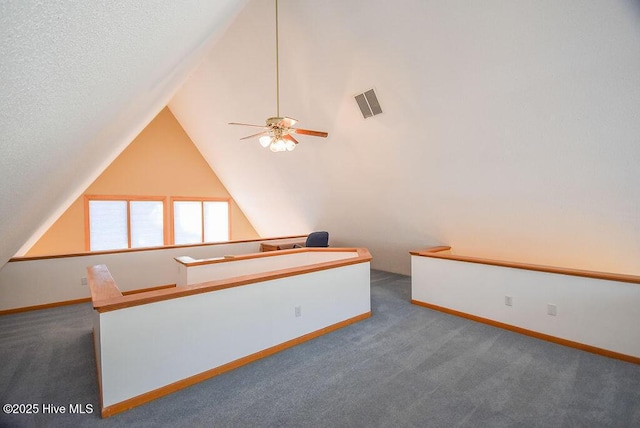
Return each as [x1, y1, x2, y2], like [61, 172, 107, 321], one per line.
[89, 201, 128, 251]
[204, 201, 229, 242]
[174, 201, 202, 245]
[130, 201, 164, 248]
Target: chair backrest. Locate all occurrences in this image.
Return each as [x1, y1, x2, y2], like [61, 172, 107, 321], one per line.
[305, 231, 329, 247]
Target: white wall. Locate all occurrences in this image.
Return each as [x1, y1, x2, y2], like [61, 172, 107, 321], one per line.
[178, 250, 357, 285]
[98, 262, 370, 408]
[411, 255, 640, 358]
[0, 241, 261, 312]
[170, 0, 640, 276]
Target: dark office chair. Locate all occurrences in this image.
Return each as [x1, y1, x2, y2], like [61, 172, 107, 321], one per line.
[294, 231, 329, 248]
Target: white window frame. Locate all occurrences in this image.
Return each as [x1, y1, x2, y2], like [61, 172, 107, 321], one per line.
[171, 197, 231, 245]
[85, 195, 167, 251]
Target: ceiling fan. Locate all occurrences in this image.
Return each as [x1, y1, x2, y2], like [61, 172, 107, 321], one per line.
[229, 0, 328, 152]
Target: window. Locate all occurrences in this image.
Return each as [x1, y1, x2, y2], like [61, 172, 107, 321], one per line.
[172, 198, 229, 245]
[85, 195, 229, 251]
[130, 201, 165, 247]
[86, 197, 166, 251]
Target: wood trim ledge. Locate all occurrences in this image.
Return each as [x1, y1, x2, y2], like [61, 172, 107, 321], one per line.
[91, 248, 372, 313]
[410, 246, 640, 285]
[9, 234, 308, 262]
[173, 246, 364, 267]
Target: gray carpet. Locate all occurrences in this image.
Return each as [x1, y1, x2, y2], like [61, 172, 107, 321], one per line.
[1, 270, 639, 427]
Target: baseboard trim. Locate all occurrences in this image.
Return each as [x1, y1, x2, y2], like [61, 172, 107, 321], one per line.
[0, 284, 176, 316]
[100, 311, 371, 418]
[0, 298, 92, 315]
[411, 299, 640, 365]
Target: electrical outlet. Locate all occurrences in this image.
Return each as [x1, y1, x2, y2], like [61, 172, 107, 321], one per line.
[81, 277, 88, 286]
[294, 306, 302, 317]
[547, 304, 557, 316]
[504, 296, 513, 306]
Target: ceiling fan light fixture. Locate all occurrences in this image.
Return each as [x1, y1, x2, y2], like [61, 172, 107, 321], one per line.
[259, 135, 272, 147]
[285, 139, 296, 151]
[269, 138, 289, 152]
[229, 0, 328, 152]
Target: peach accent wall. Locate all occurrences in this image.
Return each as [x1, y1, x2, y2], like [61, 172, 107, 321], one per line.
[25, 108, 258, 256]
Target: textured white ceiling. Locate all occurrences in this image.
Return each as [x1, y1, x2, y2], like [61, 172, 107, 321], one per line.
[2, 0, 640, 277]
[170, 0, 640, 275]
[0, 0, 249, 268]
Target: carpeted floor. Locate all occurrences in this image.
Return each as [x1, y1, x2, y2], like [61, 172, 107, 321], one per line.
[1, 270, 639, 427]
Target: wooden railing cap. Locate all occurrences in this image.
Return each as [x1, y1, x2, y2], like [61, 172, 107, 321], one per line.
[91, 247, 372, 313]
[87, 264, 123, 305]
[175, 247, 366, 267]
[410, 246, 640, 285]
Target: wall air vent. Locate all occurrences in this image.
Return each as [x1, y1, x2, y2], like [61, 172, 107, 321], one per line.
[354, 88, 382, 119]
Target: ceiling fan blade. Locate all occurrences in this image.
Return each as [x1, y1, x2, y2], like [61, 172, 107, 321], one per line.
[283, 134, 299, 144]
[240, 131, 270, 140]
[293, 128, 329, 138]
[229, 122, 266, 128]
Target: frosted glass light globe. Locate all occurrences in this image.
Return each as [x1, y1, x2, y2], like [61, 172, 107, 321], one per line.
[259, 136, 272, 148]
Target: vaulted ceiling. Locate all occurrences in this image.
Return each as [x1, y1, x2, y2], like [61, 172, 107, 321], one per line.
[0, 0, 250, 267]
[2, 0, 640, 275]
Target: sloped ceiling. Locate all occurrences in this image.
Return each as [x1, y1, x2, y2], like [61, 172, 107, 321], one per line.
[170, 0, 640, 275]
[0, 0, 249, 269]
[2, 0, 640, 277]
